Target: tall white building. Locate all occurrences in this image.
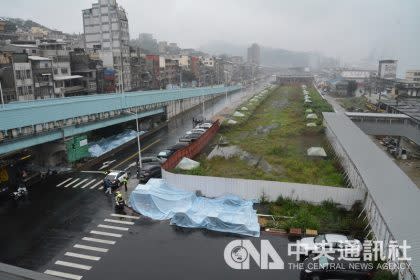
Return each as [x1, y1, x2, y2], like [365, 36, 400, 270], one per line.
[82, 0, 131, 91]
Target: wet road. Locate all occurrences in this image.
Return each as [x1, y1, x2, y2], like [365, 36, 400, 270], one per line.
[0, 82, 301, 280]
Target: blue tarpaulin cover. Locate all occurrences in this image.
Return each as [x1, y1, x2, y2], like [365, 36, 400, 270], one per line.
[129, 179, 260, 237]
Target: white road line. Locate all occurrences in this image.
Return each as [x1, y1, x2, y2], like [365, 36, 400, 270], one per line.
[65, 252, 101, 261]
[81, 179, 96, 189]
[110, 213, 140, 219]
[90, 230, 122, 238]
[44, 270, 82, 280]
[55, 260, 92, 271]
[82, 237, 116, 245]
[72, 179, 88, 189]
[57, 178, 73, 187]
[104, 218, 134, 225]
[74, 244, 108, 253]
[89, 180, 103, 190]
[98, 224, 129, 231]
[99, 160, 116, 170]
[63, 178, 80, 188]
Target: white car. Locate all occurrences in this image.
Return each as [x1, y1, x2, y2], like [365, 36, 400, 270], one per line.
[297, 234, 362, 260]
[195, 122, 213, 129]
[103, 170, 128, 188]
[186, 128, 206, 135]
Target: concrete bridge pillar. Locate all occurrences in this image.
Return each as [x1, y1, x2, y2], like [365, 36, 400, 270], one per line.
[32, 140, 67, 167]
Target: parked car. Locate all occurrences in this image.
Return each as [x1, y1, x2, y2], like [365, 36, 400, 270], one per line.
[297, 234, 362, 261]
[179, 133, 202, 143]
[103, 170, 128, 190]
[156, 143, 188, 161]
[139, 164, 162, 183]
[195, 122, 213, 129]
[300, 254, 374, 280]
[140, 156, 162, 164]
[186, 128, 206, 135]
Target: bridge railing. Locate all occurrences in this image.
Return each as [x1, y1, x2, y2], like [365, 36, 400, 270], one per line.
[0, 85, 241, 131]
[0, 85, 240, 144]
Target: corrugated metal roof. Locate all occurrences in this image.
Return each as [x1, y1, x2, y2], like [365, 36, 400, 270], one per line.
[323, 112, 420, 278]
[345, 112, 410, 119]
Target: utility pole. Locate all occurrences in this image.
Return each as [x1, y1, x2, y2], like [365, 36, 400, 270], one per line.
[0, 80, 4, 108]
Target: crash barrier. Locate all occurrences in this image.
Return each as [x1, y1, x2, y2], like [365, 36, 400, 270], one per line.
[161, 120, 220, 170]
[162, 169, 365, 209]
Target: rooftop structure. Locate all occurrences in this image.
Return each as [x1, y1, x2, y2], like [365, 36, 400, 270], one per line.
[323, 112, 419, 280]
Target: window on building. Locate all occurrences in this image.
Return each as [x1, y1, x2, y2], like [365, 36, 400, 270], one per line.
[54, 69, 58, 75]
[15, 70, 21, 79]
[31, 49, 36, 54]
[44, 63, 49, 68]
[17, 87, 23, 95]
[26, 70, 31, 79]
[27, 86, 32, 92]
[61, 68, 68, 74]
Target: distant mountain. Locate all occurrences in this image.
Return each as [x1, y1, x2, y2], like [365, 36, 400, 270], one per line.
[2, 17, 54, 32]
[199, 41, 247, 58]
[199, 40, 333, 68]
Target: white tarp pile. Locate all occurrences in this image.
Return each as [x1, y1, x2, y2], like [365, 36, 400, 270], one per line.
[240, 107, 249, 111]
[306, 113, 318, 119]
[307, 147, 327, 157]
[233, 111, 245, 117]
[305, 109, 313, 113]
[227, 119, 238, 125]
[129, 179, 260, 237]
[176, 157, 200, 170]
[306, 122, 317, 127]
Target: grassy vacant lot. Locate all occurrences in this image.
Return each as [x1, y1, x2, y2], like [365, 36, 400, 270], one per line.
[180, 86, 345, 187]
[265, 197, 367, 239]
[339, 96, 369, 111]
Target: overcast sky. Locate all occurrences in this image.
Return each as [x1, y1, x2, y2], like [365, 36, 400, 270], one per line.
[3, 0, 420, 72]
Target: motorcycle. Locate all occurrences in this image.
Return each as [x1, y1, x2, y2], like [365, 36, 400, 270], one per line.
[11, 185, 28, 201]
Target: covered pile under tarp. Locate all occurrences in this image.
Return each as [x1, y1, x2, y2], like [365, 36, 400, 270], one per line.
[176, 157, 200, 170]
[307, 147, 327, 157]
[129, 179, 260, 237]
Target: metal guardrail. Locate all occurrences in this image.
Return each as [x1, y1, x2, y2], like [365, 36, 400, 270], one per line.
[161, 120, 220, 170]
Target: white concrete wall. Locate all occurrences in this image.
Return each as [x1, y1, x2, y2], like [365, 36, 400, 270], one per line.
[162, 170, 365, 208]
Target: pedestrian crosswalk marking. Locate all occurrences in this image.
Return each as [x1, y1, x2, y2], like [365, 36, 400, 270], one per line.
[74, 244, 108, 253]
[82, 237, 116, 245]
[55, 260, 92, 270]
[90, 230, 122, 238]
[72, 179, 89, 188]
[63, 178, 80, 188]
[98, 224, 129, 231]
[80, 179, 97, 189]
[110, 213, 140, 219]
[90, 181, 103, 190]
[57, 178, 73, 187]
[104, 218, 134, 225]
[65, 252, 101, 261]
[98, 186, 104, 190]
[44, 270, 82, 280]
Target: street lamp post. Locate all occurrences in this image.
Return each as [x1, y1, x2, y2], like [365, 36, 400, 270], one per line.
[126, 109, 142, 169]
[0, 80, 4, 108]
[134, 109, 142, 169]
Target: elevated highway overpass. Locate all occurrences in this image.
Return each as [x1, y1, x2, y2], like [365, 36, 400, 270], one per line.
[0, 85, 241, 155]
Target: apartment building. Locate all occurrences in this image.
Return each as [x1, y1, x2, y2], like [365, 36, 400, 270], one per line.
[82, 0, 131, 91]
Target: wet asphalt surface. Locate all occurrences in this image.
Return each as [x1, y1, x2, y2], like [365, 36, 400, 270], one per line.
[0, 82, 300, 280]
